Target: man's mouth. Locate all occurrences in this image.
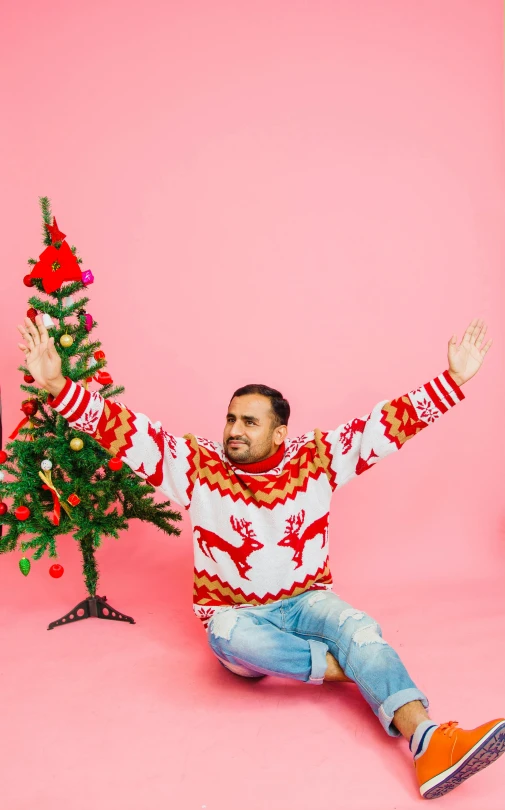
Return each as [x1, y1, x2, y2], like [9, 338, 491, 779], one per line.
[229, 441, 246, 446]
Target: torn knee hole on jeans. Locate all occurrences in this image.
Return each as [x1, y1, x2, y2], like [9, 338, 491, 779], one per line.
[352, 622, 387, 647]
[338, 608, 365, 627]
[210, 609, 239, 641]
[307, 591, 331, 607]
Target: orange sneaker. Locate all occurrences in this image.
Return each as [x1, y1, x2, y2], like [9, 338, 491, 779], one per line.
[415, 718, 505, 799]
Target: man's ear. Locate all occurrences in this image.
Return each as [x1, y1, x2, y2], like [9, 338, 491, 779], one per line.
[275, 425, 288, 445]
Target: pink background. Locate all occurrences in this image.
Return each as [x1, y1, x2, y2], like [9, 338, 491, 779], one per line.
[1, 1, 504, 808]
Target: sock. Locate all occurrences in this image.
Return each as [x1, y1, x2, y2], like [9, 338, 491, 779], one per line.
[409, 720, 439, 760]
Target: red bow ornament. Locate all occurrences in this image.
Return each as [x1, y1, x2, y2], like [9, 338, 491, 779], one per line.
[38, 469, 72, 525]
[29, 241, 82, 294]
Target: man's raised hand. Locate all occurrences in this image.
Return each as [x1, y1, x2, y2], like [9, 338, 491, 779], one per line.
[448, 318, 493, 386]
[16, 314, 63, 390]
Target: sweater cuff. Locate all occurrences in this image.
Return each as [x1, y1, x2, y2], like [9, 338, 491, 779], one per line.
[47, 377, 92, 423]
[423, 370, 465, 413]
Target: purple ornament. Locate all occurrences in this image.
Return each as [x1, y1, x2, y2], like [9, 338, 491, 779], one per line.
[81, 269, 94, 285]
[84, 313, 93, 332]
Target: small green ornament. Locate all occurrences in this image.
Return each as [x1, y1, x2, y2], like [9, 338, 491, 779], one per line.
[19, 557, 31, 576]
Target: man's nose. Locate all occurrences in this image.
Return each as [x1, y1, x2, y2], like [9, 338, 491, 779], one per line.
[230, 424, 244, 437]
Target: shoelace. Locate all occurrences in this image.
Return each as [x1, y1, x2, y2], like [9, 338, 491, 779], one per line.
[440, 720, 459, 738]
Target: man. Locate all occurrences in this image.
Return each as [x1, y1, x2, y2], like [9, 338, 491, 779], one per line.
[17, 314, 504, 800]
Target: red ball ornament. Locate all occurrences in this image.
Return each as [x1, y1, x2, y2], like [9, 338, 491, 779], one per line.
[15, 505, 30, 521]
[0, 502, 8, 516]
[23, 374, 35, 383]
[108, 457, 123, 471]
[21, 399, 38, 417]
[23, 274, 34, 287]
[0, 450, 7, 463]
[94, 371, 113, 386]
[94, 350, 106, 361]
[86, 377, 93, 383]
[26, 308, 38, 322]
[49, 563, 64, 578]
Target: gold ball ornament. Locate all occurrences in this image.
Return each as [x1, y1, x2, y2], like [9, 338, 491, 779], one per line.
[60, 334, 73, 348]
[69, 438, 84, 451]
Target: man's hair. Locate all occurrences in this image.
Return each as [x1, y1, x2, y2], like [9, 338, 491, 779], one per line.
[229, 384, 290, 428]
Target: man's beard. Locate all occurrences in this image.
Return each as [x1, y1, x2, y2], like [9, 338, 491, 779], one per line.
[226, 441, 250, 459]
[226, 439, 276, 463]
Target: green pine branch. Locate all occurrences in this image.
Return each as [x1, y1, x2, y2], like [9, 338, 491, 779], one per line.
[0, 524, 21, 553]
[70, 246, 83, 263]
[59, 280, 85, 296]
[39, 196, 52, 246]
[27, 295, 61, 313]
[63, 296, 90, 311]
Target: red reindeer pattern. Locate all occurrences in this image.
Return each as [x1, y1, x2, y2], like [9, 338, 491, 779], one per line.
[277, 509, 329, 569]
[355, 448, 379, 475]
[194, 516, 264, 580]
[133, 420, 165, 486]
[339, 417, 368, 455]
[339, 416, 381, 478]
[161, 429, 178, 459]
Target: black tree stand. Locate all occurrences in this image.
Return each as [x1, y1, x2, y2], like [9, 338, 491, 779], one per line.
[47, 532, 135, 630]
[48, 594, 135, 629]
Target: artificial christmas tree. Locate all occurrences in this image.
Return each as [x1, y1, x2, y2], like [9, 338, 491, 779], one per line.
[0, 197, 182, 629]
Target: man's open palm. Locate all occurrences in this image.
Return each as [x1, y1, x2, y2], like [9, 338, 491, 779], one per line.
[448, 318, 492, 385]
[16, 315, 62, 388]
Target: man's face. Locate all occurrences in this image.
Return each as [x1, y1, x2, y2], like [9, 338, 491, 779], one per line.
[223, 394, 287, 463]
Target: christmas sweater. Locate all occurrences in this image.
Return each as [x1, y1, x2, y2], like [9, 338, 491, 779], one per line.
[48, 370, 464, 627]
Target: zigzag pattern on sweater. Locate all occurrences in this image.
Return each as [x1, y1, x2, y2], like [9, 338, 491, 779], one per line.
[183, 430, 336, 508]
[193, 559, 333, 607]
[380, 395, 427, 448]
[95, 400, 137, 456]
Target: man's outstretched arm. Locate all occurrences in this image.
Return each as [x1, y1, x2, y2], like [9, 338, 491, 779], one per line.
[16, 315, 198, 508]
[317, 318, 492, 491]
[46, 377, 198, 507]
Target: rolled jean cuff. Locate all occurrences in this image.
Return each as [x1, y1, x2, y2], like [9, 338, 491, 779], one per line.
[379, 688, 430, 737]
[307, 638, 329, 684]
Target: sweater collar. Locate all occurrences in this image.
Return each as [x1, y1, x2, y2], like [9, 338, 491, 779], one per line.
[229, 441, 286, 474]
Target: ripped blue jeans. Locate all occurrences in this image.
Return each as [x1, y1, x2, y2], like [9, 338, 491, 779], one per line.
[207, 589, 429, 737]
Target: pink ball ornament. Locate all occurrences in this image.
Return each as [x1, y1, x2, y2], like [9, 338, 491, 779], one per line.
[81, 269, 94, 286]
[84, 313, 93, 332]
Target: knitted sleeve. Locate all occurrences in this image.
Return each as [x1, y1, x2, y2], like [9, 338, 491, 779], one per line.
[47, 377, 198, 508]
[315, 370, 465, 491]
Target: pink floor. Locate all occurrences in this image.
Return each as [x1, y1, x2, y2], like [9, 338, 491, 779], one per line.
[1, 529, 504, 810]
